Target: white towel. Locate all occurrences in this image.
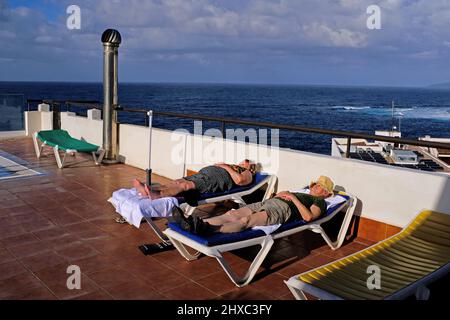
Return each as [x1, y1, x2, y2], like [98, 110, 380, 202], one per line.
[251, 190, 347, 235]
[108, 188, 179, 228]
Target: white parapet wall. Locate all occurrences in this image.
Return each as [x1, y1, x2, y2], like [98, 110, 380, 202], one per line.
[60, 112, 102, 146]
[26, 110, 450, 228]
[24, 110, 53, 136]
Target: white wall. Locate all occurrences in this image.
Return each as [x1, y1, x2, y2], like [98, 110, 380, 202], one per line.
[24, 111, 53, 136]
[0, 131, 26, 139]
[28, 111, 450, 227]
[118, 122, 450, 227]
[60, 112, 102, 146]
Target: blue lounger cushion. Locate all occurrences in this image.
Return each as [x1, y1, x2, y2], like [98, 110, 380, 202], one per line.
[178, 172, 271, 206]
[167, 194, 350, 247]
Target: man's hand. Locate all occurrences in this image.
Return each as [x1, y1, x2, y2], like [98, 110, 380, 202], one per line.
[275, 191, 295, 201]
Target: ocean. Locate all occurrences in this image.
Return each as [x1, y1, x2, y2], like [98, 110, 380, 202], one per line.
[1, 81, 449, 155]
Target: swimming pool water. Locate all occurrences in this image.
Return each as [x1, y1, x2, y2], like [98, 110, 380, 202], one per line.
[0, 151, 43, 181]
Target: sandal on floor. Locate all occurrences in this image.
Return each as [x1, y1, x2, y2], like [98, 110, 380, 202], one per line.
[115, 216, 127, 224]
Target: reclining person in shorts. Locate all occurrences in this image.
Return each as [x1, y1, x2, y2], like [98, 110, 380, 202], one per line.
[133, 159, 257, 200]
[172, 176, 334, 235]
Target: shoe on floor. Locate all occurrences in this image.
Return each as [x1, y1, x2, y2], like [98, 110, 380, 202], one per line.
[115, 216, 127, 224]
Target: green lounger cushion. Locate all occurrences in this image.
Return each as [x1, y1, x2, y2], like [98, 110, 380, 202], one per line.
[37, 130, 99, 153]
[297, 210, 450, 299]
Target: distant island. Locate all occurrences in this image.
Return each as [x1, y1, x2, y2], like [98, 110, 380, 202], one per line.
[428, 82, 450, 89]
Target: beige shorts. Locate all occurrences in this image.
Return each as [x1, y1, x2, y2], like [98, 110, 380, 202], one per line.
[245, 198, 293, 225]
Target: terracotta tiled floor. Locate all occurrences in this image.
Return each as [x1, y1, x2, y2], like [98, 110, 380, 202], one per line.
[1, 136, 431, 300]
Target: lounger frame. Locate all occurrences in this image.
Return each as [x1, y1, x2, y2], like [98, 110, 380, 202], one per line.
[33, 132, 105, 169]
[145, 174, 277, 244]
[163, 192, 356, 287]
[284, 209, 450, 300]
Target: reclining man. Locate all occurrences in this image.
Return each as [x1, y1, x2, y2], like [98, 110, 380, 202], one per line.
[173, 176, 334, 235]
[133, 159, 257, 200]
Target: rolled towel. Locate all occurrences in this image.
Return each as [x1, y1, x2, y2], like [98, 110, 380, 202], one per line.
[108, 188, 179, 228]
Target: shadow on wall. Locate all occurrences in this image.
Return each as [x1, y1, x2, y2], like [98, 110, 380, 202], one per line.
[436, 177, 450, 214]
[328, 185, 363, 243]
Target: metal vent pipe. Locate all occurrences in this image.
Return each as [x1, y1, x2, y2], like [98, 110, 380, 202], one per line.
[101, 29, 121, 163]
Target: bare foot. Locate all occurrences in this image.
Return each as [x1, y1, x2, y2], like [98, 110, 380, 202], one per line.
[145, 184, 162, 200]
[133, 178, 149, 196]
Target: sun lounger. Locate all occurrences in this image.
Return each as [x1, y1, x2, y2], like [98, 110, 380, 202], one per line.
[179, 172, 277, 216]
[145, 173, 277, 244]
[33, 130, 105, 169]
[163, 190, 356, 287]
[284, 210, 450, 300]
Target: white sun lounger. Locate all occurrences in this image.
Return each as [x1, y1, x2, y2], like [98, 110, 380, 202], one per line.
[147, 173, 276, 243]
[163, 190, 356, 287]
[284, 210, 450, 300]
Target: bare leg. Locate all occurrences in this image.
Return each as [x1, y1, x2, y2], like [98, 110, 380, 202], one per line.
[158, 179, 195, 198]
[150, 179, 185, 192]
[144, 179, 196, 200]
[218, 211, 269, 233]
[144, 184, 161, 200]
[204, 207, 253, 226]
[133, 179, 150, 196]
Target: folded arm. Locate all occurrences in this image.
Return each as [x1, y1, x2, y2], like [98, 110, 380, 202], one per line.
[276, 191, 322, 222]
[215, 164, 253, 186]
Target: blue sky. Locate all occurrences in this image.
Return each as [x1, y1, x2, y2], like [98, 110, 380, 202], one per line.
[8, 0, 61, 20]
[1, 0, 450, 86]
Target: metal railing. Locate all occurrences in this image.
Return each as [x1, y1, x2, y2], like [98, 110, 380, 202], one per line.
[26, 99, 450, 157]
[1, 94, 25, 132]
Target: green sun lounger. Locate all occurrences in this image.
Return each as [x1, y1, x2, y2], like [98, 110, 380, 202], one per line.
[33, 130, 105, 169]
[285, 210, 450, 300]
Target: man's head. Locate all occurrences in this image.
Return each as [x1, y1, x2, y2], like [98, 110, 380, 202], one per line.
[309, 176, 334, 198]
[239, 159, 257, 173]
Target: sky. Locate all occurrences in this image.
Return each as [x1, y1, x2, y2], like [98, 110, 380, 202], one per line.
[1, 0, 450, 86]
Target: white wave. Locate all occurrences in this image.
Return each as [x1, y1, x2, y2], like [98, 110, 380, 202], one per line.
[332, 106, 371, 110]
[331, 105, 450, 121]
[375, 107, 450, 121]
[344, 106, 371, 110]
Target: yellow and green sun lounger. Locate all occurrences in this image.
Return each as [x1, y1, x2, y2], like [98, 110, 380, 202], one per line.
[285, 210, 450, 300]
[33, 130, 105, 169]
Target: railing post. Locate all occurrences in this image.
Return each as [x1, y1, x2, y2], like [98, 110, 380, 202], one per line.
[346, 137, 352, 158]
[52, 103, 61, 130]
[221, 121, 225, 137]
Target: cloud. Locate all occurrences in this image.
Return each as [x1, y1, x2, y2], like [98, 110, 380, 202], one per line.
[1, 0, 450, 85]
[303, 22, 367, 48]
[409, 50, 439, 60]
